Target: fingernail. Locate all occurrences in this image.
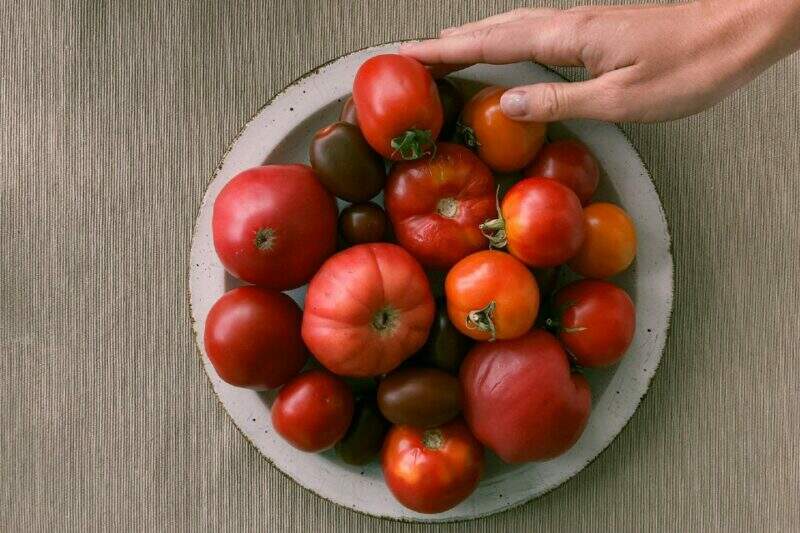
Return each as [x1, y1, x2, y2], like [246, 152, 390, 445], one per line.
[500, 90, 527, 117]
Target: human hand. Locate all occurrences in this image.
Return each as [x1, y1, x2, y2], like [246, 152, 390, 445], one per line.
[400, 1, 800, 122]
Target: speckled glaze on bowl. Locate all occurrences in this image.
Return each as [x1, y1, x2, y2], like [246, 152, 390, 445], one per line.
[188, 42, 673, 522]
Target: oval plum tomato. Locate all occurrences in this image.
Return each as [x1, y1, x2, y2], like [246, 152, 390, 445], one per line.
[460, 86, 546, 172]
[302, 243, 435, 377]
[381, 419, 484, 514]
[525, 139, 600, 205]
[552, 279, 636, 367]
[353, 54, 443, 160]
[203, 286, 308, 390]
[212, 165, 337, 289]
[271, 370, 354, 452]
[377, 367, 462, 428]
[482, 177, 585, 268]
[460, 329, 591, 462]
[569, 202, 637, 278]
[385, 143, 496, 270]
[338, 202, 387, 245]
[445, 250, 539, 341]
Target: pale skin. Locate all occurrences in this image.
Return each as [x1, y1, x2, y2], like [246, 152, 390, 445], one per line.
[399, 0, 800, 122]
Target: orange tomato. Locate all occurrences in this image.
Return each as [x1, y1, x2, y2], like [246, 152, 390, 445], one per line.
[569, 203, 637, 278]
[445, 250, 539, 341]
[460, 86, 546, 172]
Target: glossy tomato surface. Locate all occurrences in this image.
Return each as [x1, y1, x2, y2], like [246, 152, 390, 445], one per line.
[569, 202, 637, 279]
[386, 143, 496, 270]
[203, 286, 308, 390]
[381, 419, 484, 514]
[460, 86, 546, 172]
[212, 165, 337, 289]
[338, 202, 387, 245]
[554, 279, 636, 367]
[353, 54, 442, 160]
[271, 370, 354, 452]
[525, 139, 600, 205]
[302, 243, 435, 377]
[377, 367, 462, 428]
[445, 250, 539, 341]
[460, 329, 591, 463]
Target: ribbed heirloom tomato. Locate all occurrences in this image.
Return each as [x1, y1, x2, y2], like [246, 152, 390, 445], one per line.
[385, 143, 497, 270]
[525, 139, 600, 205]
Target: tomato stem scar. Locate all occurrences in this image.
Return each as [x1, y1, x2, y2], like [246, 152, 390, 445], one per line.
[253, 228, 276, 250]
[422, 429, 445, 450]
[465, 300, 497, 341]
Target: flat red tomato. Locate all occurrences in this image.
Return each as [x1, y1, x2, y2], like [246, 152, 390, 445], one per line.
[385, 143, 496, 270]
[482, 177, 584, 267]
[460, 86, 546, 172]
[460, 329, 591, 463]
[569, 202, 637, 279]
[381, 419, 484, 514]
[353, 54, 443, 160]
[212, 165, 337, 289]
[445, 250, 539, 341]
[301, 243, 435, 377]
[553, 279, 635, 367]
[525, 139, 600, 205]
[271, 370, 354, 452]
[204, 286, 308, 390]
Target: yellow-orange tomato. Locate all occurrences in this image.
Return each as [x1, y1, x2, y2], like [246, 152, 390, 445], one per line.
[445, 250, 539, 341]
[569, 203, 637, 278]
[460, 86, 546, 172]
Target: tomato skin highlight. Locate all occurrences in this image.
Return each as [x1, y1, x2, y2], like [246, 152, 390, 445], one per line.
[385, 143, 496, 270]
[353, 54, 443, 160]
[211, 165, 338, 290]
[569, 202, 637, 279]
[381, 419, 484, 514]
[554, 279, 636, 367]
[203, 286, 308, 390]
[525, 139, 600, 205]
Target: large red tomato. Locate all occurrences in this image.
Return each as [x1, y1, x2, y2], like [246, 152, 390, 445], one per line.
[301, 243, 435, 377]
[385, 143, 496, 270]
[381, 419, 484, 514]
[482, 177, 584, 268]
[203, 286, 308, 390]
[553, 280, 636, 367]
[353, 54, 443, 160]
[460, 329, 591, 463]
[212, 165, 337, 290]
[524, 139, 600, 205]
[271, 370, 354, 452]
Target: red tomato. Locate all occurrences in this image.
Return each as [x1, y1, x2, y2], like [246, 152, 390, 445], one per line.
[482, 177, 584, 267]
[353, 54, 443, 160]
[302, 243, 435, 377]
[525, 139, 600, 205]
[271, 370, 354, 452]
[381, 419, 484, 514]
[203, 286, 308, 390]
[553, 280, 636, 367]
[212, 165, 337, 290]
[569, 202, 637, 279]
[445, 250, 539, 341]
[460, 329, 591, 462]
[385, 143, 496, 270]
[460, 86, 546, 172]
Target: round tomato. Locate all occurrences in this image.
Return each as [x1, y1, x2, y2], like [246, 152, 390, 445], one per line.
[203, 286, 308, 390]
[271, 370, 354, 452]
[553, 279, 635, 367]
[569, 202, 637, 278]
[415, 303, 472, 374]
[339, 96, 358, 125]
[377, 367, 462, 428]
[460, 86, 546, 172]
[460, 329, 591, 463]
[385, 143, 496, 269]
[482, 177, 584, 268]
[445, 250, 539, 341]
[353, 54, 442, 160]
[302, 243, 435, 377]
[525, 139, 600, 205]
[338, 202, 387, 245]
[381, 419, 484, 514]
[335, 398, 389, 465]
[212, 165, 337, 289]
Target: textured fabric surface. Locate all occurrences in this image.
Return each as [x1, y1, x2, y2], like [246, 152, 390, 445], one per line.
[2, 0, 799, 531]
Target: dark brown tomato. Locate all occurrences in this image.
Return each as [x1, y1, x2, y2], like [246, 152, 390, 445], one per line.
[416, 304, 471, 374]
[377, 367, 461, 428]
[340, 96, 358, 126]
[338, 202, 387, 245]
[436, 78, 463, 140]
[309, 122, 385, 202]
[335, 398, 389, 465]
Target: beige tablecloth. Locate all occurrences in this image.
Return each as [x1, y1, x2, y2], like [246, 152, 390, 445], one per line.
[2, 1, 798, 530]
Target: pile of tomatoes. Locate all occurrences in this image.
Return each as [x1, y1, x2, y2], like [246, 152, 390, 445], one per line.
[204, 54, 638, 514]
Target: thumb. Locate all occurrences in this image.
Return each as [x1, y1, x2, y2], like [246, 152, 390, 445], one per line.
[500, 79, 620, 122]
